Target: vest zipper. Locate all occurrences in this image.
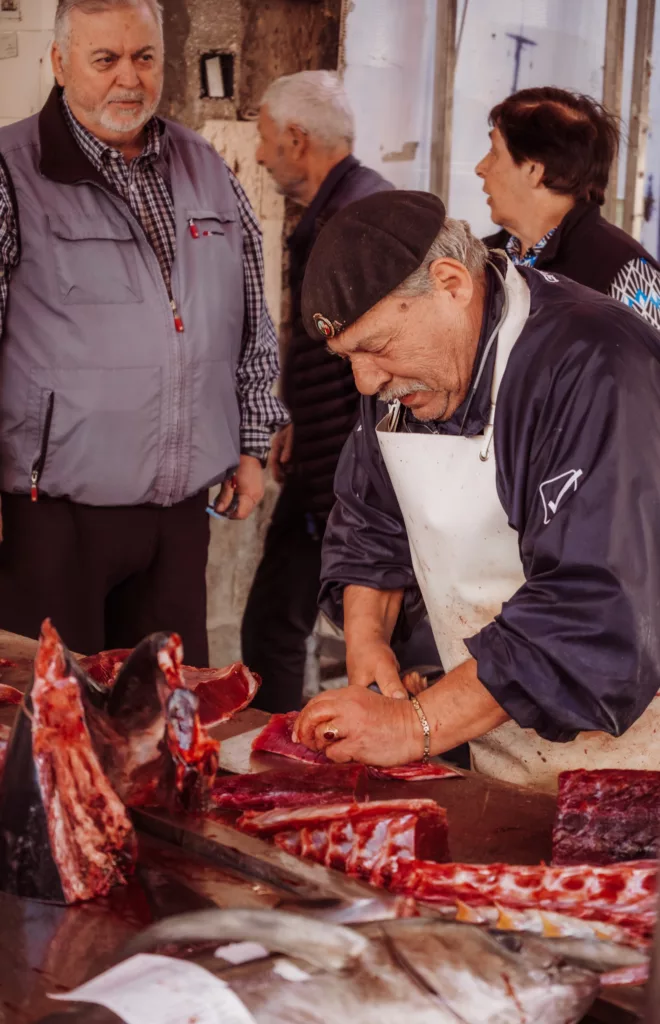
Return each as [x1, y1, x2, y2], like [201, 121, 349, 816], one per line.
[171, 298, 185, 333]
[30, 391, 55, 502]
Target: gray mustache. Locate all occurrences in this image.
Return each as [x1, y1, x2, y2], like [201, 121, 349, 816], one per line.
[378, 381, 433, 402]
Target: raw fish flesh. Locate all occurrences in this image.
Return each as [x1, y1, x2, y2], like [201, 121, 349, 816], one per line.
[211, 763, 368, 811]
[80, 650, 260, 726]
[553, 768, 660, 865]
[0, 683, 21, 705]
[0, 620, 136, 903]
[389, 858, 657, 948]
[82, 632, 219, 811]
[237, 799, 449, 885]
[252, 711, 328, 764]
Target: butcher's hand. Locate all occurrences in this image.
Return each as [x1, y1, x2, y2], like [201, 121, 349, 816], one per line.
[269, 423, 293, 484]
[214, 454, 265, 520]
[293, 686, 421, 766]
[344, 584, 408, 699]
[347, 641, 407, 700]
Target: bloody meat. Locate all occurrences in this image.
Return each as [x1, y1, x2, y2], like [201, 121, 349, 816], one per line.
[211, 763, 368, 811]
[0, 684, 21, 705]
[237, 799, 450, 885]
[0, 620, 137, 904]
[553, 769, 660, 865]
[80, 650, 260, 727]
[82, 632, 219, 812]
[252, 712, 329, 764]
[251, 713, 461, 780]
[389, 858, 657, 948]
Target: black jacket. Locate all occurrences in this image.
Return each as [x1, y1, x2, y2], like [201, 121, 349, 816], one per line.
[283, 156, 393, 518]
[321, 265, 660, 743]
[484, 200, 660, 293]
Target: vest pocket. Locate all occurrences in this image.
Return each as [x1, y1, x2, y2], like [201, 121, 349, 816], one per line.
[47, 212, 143, 306]
[25, 367, 162, 505]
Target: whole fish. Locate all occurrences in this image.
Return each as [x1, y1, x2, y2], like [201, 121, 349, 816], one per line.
[115, 909, 599, 1024]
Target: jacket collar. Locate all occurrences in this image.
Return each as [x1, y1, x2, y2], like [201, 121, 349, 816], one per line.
[38, 86, 169, 189]
[289, 154, 360, 253]
[533, 200, 602, 267]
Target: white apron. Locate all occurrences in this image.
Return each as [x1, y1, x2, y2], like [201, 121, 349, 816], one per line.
[376, 260, 660, 792]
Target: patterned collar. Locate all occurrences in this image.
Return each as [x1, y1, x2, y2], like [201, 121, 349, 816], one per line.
[60, 92, 161, 173]
[506, 227, 557, 267]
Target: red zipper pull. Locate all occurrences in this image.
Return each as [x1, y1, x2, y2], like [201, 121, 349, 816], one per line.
[188, 219, 200, 239]
[171, 299, 185, 333]
[31, 469, 39, 502]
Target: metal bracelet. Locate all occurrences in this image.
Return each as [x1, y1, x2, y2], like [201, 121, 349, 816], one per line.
[410, 695, 431, 764]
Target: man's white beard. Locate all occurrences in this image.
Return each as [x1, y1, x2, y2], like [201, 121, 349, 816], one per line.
[98, 89, 161, 135]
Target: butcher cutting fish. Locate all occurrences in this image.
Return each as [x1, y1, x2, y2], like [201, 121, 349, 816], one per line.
[292, 190, 660, 792]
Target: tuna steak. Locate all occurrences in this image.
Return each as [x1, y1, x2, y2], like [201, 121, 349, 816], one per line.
[553, 768, 660, 865]
[211, 763, 368, 811]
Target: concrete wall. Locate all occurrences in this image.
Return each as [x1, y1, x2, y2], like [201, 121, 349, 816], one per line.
[0, 0, 56, 128]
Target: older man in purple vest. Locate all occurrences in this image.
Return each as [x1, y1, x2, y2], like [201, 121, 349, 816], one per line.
[0, 0, 286, 662]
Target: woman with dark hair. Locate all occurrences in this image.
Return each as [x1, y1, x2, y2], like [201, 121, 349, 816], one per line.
[476, 86, 660, 329]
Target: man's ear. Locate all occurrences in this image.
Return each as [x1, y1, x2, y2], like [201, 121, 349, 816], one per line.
[51, 42, 65, 86]
[428, 257, 474, 306]
[287, 123, 309, 161]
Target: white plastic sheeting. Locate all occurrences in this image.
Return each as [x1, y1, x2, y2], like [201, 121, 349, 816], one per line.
[342, 0, 437, 190]
[344, 0, 609, 236]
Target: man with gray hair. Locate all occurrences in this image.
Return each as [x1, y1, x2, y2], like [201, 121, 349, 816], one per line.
[241, 70, 393, 713]
[0, 0, 286, 660]
[292, 189, 660, 791]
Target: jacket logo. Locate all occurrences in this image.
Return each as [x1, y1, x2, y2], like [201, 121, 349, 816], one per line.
[539, 469, 583, 524]
[539, 271, 559, 283]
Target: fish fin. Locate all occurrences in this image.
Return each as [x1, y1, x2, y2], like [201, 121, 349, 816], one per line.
[455, 900, 484, 924]
[538, 912, 564, 938]
[494, 905, 522, 932]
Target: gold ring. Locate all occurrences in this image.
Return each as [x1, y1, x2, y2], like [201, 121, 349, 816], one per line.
[323, 725, 340, 742]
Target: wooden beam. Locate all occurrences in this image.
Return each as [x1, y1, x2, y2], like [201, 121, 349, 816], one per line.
[430, 0, 457, 202]
[623, 0, 656, 238]
[602, 0, 627, 224]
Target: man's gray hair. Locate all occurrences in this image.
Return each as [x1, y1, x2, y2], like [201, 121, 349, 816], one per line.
[396, 218, 489, 296]
[261, 70, 355, 149]
[54, 0, 163, 54]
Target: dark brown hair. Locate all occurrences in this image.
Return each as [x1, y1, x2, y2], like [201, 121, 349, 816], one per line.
[489, 87, 620, 206]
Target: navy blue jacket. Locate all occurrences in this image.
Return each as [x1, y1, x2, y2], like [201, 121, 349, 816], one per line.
[283, 156, 393, 517]
[320, 265, 660, 742]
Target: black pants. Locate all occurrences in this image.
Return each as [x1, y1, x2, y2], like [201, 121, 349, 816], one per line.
[0, 491, 210, 664]
[241, 483, 442, 713]
[242, 484, 322, 713]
